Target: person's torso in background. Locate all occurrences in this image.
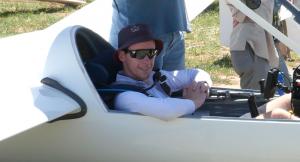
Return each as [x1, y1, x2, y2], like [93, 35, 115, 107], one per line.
[113, 0, 190, 37]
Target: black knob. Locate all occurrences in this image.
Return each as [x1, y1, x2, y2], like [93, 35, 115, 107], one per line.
[259, 79, 265, 94]
[248, 94, 259, 118]
[245, 0, 261, 10]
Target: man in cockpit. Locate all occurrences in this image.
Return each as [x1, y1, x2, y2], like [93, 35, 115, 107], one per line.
[113, 24, 212, 121]
[113, 24, 299, 121]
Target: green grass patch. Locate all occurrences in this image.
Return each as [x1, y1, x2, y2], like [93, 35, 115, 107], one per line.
[185, 1, 237, 85]
[287, 52, 300, 68]
[0, 1, 83, 37]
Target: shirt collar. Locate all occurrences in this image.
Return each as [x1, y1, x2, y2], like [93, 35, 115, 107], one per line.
[116, 71, 155, 87]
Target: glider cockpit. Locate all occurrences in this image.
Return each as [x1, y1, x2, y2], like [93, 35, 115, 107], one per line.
[73, 26, 268, 119]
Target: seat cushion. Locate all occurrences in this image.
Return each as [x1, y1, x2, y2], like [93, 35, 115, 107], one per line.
[85, 62, 110, 88]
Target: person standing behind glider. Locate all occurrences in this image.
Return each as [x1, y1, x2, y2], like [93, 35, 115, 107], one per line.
[226, 0, 290, 90]
[109, 0, 190, 71]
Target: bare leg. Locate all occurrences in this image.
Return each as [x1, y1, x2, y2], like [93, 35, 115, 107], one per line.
[256, 94, 300, 119]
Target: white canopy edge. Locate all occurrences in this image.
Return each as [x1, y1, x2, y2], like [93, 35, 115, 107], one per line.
[0, 30, 80, 142]
[0, 85, 79, 141]
[37, 0, 86, 5]
[185, 0, 215, 21]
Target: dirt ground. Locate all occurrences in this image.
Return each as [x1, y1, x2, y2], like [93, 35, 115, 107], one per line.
[214, 76, 240, 89]
[214, 65, 296, 89]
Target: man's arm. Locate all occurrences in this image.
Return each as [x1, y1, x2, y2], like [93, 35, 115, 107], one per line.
[114, 91, 196, 121]
[162, 68, 212, 92]
[182, 81, 208, 108]
[226, 0, 274, 22]
[226, 0, 248, 23]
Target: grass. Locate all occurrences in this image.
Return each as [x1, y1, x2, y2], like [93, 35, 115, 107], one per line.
[286, 51, 300, 68]
[1, 0, 299, 86]
[0, 1, 86, 37]
[185, 1, 237, 85]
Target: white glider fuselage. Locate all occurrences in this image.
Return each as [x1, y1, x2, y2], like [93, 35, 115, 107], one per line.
[0, 0, 300, 162]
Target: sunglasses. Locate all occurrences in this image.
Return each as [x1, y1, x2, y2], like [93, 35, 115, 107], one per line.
[124, 49, 159, 59]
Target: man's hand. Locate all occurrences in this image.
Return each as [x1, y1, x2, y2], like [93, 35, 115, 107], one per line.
[182, 81, 210, 109]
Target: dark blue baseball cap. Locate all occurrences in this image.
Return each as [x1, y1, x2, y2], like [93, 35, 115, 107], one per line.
[117, 24, 163, 53]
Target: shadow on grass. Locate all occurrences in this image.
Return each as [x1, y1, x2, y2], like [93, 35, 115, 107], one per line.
[203, 0, 219, 13]
[212, 55, 233, 68]
[0, 7, 67, 17]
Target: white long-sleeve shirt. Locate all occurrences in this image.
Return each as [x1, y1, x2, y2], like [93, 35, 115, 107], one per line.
[114, 69, 212, 121]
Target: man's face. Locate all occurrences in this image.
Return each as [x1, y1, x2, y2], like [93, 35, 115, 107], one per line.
[118, 40, 156, 81]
